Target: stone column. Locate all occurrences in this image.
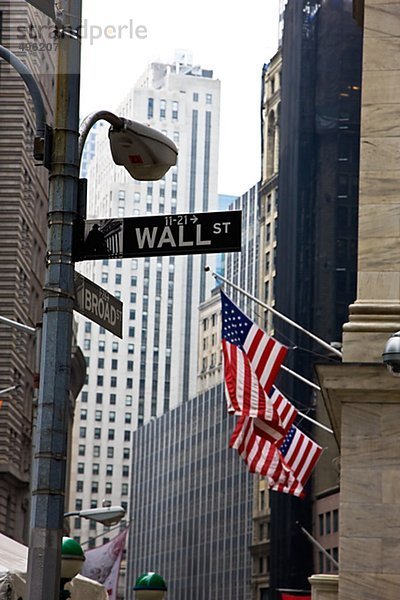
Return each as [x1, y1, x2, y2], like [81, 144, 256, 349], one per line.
[316, 1, 400, 599]
[309, 574, 338, 600]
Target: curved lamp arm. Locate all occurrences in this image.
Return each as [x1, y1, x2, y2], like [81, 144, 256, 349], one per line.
[79, 110, 124, 166]
[0, 44, 47, 140]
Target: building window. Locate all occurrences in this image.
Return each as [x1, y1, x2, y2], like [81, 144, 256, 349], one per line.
[193, 92, 198, 102]
[91, 482, 98, 494]
[160, 99, 166, 119]
[84, 322, 91, 333]
[97, 375, 103, 386]
[105, 482, 112, 494]
[81, 392, 88, 403]
[147, 97, 154, 119]
[326, 512, 331, 535]
[130, 292, 136, 303]
[78, 445, 85, 456]
[79, 427, 86, 439]
[101, 273, 108, 284]
[106, 464, 113, 476]
[109, 411, 116, 422]
[115, 274, 122, 285]
[333, 509, 339, 532]
[94, 428, 101, 439]
[128, 343, 134, 354]
[107, 447, 114, 458]
[206, 93, 212, 104]
[129, 309, 136, 320]
[126, 378, 133, 389]
[112, 342, 119, 353]
[96, 393, 103, 404]
[83, 339, 90, 351]
[98, 340, 105, 352]
[124, 431, 131, 442]
[111, 359, 118, 370]
[125, 413, 132, 424]
[77, 462, 85, 474]
[110, 376, 117, 387]
[93, 445, 100, 457]
[75, 499, 83, 511]
[127, 360, 133, 372]
[92, 463, 99, 475]
[172, 100, 178, 120]
[76, 481, 83, 492]
[131, 276, 137, 286]
[123, 448, 130, 460]
[128, 327, 135, 337]
[108, 429, 115, 440]
[125, 395, 132, 406]
[122, 465, 129, 477]
[110, 394, 116, 405]
[121, 483, 129, 496]
[80, 409, 87, 420]
[98, 358, 104, 369]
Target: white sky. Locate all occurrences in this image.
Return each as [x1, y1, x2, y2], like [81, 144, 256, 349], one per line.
[80, 1, 281, 197]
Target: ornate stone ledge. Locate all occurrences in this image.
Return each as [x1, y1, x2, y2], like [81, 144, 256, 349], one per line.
[309, 574, 338, 600]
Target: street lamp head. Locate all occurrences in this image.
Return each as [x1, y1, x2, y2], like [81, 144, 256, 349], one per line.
[61, 537, 85, 581]
[64, 505, 126, 526]
[133, 572, 167, 600]
[77, 505, 126, 526]
[108, 119, 178, 181]
[383, 331, 400, 376]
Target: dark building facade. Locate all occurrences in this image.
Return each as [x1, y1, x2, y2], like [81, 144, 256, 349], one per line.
[126, 383, 254, 600]
[270, 0, 362, 597]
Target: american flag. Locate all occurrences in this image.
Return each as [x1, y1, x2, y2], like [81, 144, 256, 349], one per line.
[253, 386, 298, 441]
[223, 338, 277, 422]
[221, 291, 288, 394]
[271, 426, 323, 498]
[229, 416, 291, 486]
[230, 418, 323, 498]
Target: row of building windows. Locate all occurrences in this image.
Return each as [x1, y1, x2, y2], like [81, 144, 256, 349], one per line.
[77, 462, 130, 475]
[76, 481, 130, 495]
[318, 547, 339, 573]
[78, 444, 130, 459]
[318, 509, 339, 536]
[202, 313, 218, 330]
[83, 340, 134, 354]
[81, 392, 134, 406]
[147, 93, 212, 120]
[83, 375, 135, 388]
[79, 427, 132, 441]
[80, 409, 133, 423]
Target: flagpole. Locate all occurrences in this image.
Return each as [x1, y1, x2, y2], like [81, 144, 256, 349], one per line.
[297, 411, 333, 435]
[281, 365, 321, 392]
[297, 522, 339, 569]
[205, 267, 343, 359]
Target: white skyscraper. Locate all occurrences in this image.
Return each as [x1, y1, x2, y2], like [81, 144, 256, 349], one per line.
[68, 54, 221, 548]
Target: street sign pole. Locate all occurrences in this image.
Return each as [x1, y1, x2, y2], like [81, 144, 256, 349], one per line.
[26, 1, 82, 599]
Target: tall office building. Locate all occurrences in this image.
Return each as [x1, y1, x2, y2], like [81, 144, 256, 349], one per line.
[268, 1, 362, 597]
[0, 0, 55, 542]
[69, 54, 221, 545]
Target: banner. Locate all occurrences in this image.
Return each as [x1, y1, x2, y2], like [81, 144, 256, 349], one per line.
[81, 529, 128, 600]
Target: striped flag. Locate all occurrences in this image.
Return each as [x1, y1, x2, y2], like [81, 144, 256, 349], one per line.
[223, 339, 277, 422]
[229, 416, 291, 486]
[253, 386, 298, 441]
[221, 291, 288, 394]
[271, 426, 323, 498]
[230, 418, 323, 498]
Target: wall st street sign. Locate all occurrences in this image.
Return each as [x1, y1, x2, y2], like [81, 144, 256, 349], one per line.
[74, 210, 242, 261]
[74, 272, 123, 338]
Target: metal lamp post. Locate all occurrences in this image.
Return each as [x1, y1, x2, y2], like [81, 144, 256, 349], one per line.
[60, 537, 85, 600]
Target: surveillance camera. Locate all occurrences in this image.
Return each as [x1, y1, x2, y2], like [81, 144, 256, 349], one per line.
[108, 118, 178, 181]
[382, 331, 400, 376]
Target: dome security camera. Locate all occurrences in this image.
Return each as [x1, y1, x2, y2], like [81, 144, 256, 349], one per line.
[382, 331, 400, 377]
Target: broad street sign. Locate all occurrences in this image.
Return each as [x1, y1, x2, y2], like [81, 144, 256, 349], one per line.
[74, 210, 242, 261]
[74, 272, 123, 338]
